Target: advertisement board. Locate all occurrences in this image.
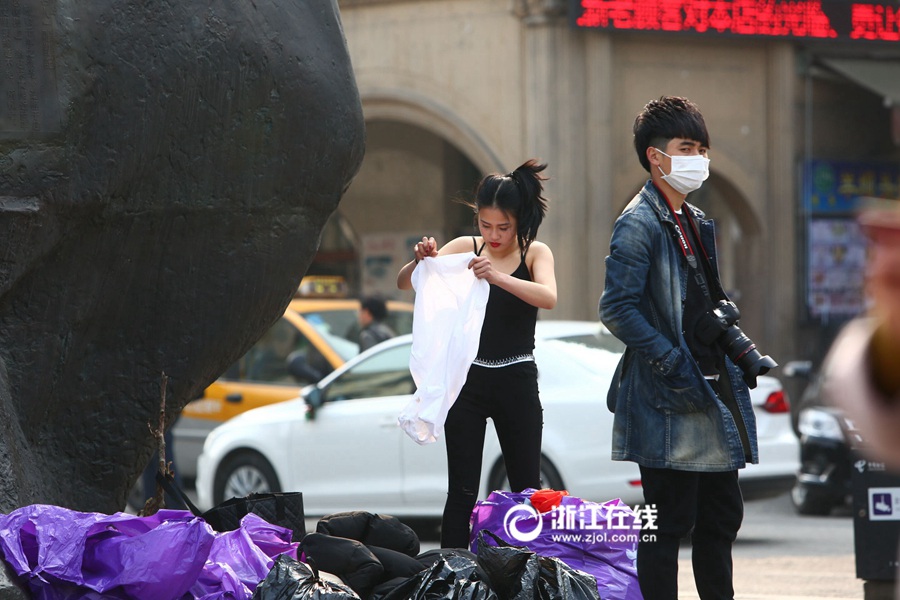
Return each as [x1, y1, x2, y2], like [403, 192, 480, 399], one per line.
[571, 1, 900, 44]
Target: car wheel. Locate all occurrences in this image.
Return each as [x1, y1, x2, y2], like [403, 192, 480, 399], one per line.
[487, 455, 565, 493]
[790, 481, 833, 516]
[213, 451, 281, 505]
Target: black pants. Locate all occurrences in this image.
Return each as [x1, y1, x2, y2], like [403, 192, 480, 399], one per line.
[637, 466, 744, 600]
[440, 361, 543, 549]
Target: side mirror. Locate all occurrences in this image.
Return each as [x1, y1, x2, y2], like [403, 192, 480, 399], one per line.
[287, 351, 323, 383]
[783, 360, 813, 379]
[303, 386, 323, 421]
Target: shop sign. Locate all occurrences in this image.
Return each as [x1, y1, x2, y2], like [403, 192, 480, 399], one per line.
[805, 160, 900, 213]
[571, 1, 900, 44]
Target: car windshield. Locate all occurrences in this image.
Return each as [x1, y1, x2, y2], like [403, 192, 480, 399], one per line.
[305, 308, 414, 361]
[303, 313, 360, 361]
[542, 327, 626, 354]
[322, 344, 415, 402]
[534, 335, 623, 389]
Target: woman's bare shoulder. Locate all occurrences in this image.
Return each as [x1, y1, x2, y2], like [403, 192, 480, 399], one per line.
[439, 236, 481, 255]
[527, 240, 553, 257]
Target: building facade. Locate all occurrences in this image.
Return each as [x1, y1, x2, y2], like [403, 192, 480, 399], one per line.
[314, 0, 900, 376]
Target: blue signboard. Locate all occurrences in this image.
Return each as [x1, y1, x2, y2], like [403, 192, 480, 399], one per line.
[805, 160, 900, 213]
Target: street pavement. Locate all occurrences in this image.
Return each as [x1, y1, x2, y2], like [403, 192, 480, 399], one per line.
[707, 493, 863, 599]
[680, 554, 859, 599]
[673, 492, 867, 599]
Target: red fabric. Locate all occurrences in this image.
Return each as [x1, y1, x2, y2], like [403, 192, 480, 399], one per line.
[529, 488, 569, 513]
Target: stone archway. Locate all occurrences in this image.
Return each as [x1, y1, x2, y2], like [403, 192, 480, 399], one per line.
[315, 92, 503, 300]
[691, 173, 763, 302]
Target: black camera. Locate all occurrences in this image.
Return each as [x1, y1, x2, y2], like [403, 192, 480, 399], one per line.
[695, 300, 777, 389]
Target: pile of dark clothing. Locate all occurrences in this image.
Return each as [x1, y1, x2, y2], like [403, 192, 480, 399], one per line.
[253, 511, 600, 600]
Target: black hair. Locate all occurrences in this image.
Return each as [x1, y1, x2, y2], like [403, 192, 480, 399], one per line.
[463, 159, 549, 251]
[633, 96, 710, 172]
[360, 295, 388, 321]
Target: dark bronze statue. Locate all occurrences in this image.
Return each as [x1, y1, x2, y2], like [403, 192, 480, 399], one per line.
[0, 0, 365, 519]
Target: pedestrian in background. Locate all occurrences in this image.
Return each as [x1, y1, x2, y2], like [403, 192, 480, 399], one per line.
[600, 96, 759, 600]
[397, 159, 557, 549]
[358, 295, 396, 352]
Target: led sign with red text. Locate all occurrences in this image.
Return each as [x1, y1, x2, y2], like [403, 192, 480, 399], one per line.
[571, 1, 900, 43]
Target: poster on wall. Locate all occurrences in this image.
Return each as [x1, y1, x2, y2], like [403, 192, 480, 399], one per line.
[807, 217, 868, 318]
[360, 231, 439, 301]
[804, 159, 900, 320]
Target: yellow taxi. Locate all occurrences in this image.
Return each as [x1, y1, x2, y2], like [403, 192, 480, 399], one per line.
[173, 276, 413, 479]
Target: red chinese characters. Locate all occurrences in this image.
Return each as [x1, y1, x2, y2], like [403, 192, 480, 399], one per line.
[574, 0, 850, 41]
[851, 4, 900, 41]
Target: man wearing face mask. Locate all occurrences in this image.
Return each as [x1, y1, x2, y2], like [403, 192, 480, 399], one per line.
[600, 96, 758, 600]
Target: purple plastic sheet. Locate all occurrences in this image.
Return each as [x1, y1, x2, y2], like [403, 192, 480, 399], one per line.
[0, 505, 299, 600]
[469, 489, 643, 600]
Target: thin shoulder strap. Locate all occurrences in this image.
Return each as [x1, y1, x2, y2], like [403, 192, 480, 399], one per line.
[474, 237, 485, 256]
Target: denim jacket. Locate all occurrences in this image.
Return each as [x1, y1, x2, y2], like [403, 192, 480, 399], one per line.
[599, 181, 758, 471]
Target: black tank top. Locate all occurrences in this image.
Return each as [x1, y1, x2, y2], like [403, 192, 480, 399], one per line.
[472, 238, 538, 360]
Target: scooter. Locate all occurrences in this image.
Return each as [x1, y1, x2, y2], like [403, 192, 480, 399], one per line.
[784, 361, 855, 515]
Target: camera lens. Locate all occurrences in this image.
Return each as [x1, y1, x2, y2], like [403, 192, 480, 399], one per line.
[720, 326, 778, 388]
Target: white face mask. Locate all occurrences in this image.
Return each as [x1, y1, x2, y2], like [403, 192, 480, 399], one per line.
[654, 148, 710, 195]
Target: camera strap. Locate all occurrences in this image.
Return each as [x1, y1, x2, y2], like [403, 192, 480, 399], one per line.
[660, 194, 725, 307]
[685, 211, 726, 302]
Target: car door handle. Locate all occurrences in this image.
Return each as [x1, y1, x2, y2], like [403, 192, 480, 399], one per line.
[380, 418, 396, 428]
[225, 393, 243, 404]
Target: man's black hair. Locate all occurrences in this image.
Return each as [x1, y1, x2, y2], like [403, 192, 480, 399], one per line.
[633, 96, 710, 173]
[361, 295, 388, 321]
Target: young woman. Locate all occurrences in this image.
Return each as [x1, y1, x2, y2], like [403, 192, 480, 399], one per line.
[397, 159, 557, 548]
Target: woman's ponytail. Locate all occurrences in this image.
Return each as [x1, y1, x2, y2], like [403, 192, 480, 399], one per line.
[469, 158, 550, 250]
[509, 159, 549, 250]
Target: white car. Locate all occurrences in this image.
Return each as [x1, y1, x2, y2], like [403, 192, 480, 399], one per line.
[195, 321, 798, 515]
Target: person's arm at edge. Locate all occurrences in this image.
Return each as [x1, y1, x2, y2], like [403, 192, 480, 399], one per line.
[825, 318, 900, 469]
[871, 322, 900, 399]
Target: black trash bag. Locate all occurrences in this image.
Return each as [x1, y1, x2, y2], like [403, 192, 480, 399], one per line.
[316, 512, 420, 557]
[252, 554, 360, 600]
[367, 545, 426, 580]
[370, 548, 486, 600]
[374, 551, 497, 600]
[414, 548, 489, 579]
[301, 532, 384, 598]
[475, 530, 600, 600]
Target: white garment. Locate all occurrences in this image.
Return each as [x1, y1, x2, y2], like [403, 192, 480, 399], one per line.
[398, 252, 489, 445]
